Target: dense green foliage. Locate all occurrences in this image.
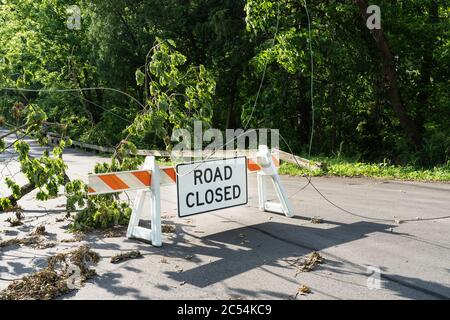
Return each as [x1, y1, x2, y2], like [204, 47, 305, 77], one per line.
[1, 0, 449, 167]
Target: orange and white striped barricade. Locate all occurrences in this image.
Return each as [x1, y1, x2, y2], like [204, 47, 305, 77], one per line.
[88, 156, 163, 246]
[247, 145, 294, 217]
[87, 146, 293, 246]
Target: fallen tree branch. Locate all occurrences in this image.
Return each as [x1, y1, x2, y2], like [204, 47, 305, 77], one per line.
[0, 170, 71, 212]
[0, 121, 37, 140]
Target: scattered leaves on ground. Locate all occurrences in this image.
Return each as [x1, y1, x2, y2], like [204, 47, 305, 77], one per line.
[110, 250, 142, 264]
[0, 246, 99, 300]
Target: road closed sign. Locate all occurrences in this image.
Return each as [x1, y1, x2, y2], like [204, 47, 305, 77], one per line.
[176, 157, 248, 217]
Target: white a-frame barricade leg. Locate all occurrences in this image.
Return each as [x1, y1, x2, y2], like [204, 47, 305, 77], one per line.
[126, 156, 162, 246]
[88, 155, 178, 247]
[255, 145, 294, 217]
[87, 155, 162, 246]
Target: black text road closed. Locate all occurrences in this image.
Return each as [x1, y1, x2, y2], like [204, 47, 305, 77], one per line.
[176, 157, 248, 217]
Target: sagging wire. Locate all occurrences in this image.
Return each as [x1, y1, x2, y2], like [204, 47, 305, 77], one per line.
[0, 87, 145, 109]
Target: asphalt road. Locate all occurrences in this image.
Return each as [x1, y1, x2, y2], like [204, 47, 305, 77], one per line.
[0, 129, 449, 299]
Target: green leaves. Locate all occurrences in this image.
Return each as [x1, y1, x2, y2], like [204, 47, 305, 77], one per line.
[135, 69, 145, 86]
[70, 196, 132, 231]
[65, 179, 88, 212]
[128, 38, 215, 148]
[0, 198, 13, 212]
[65, 151, 140, 231]
[12, 138, 67, 201]
[5, 178, 21, 199]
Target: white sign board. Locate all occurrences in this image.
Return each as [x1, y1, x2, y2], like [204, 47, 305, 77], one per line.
[176, 157, 248, 217]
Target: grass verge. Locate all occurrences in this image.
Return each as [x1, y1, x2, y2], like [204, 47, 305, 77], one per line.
[279, 159, 450, 182]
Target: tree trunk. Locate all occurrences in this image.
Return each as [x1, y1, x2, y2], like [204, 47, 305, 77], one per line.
[353, 0, 422, 149]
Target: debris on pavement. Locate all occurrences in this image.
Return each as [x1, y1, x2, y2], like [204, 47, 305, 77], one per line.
[160, 257, 168, 264]
[6, 211, 24, 227]
[48, 245, 100, 278]
[55, 216, 66, 223]
[311, 216, 323, 224]
[31, 225, 46, 236]
[0, 238, 21, 248]
[175, 264, 183, 273]
[300, 252, 324, 272]
[296, 285, 311, 297]
[162, 224, 176, 233]
[101, 226, 126, 238]
[0, 246, 99, 300]
[238, 233, 250, 244]
[285, 251, 325, 275]
[110, 250, 142, 264]
[0, 235, 56, 249]
[393, 216, 404, 224]
[61, 233, 85, 243]
[31, 240, 57, 250]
